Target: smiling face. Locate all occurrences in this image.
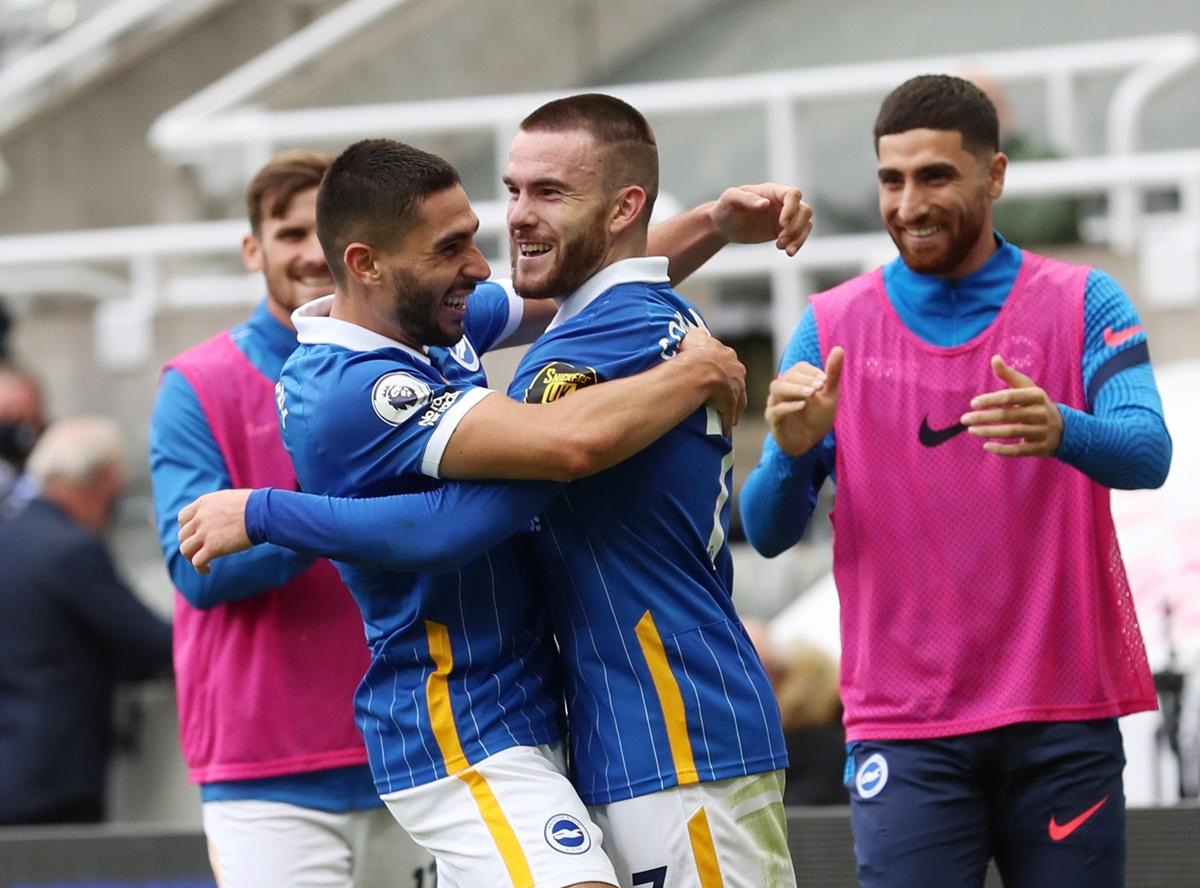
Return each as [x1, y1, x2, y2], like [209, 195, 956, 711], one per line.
[503, 128, 615, 301]
[370, 185, 491, 348]
[242, 186, 334, 326]
[876, 128, 1006, 278]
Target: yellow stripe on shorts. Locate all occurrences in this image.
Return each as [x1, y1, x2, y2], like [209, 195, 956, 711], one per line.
[424, 620, 469, 774]
[687, 806, 726, 888]
[634, 611, 699, 785]
[457, 768, 534, 887]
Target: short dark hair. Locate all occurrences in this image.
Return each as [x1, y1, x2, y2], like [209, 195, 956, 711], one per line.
[520, 93, 659, 224]
[246, 150, 332, 234]
[874, 74, 999, 156]
[316, 139, 461, 285]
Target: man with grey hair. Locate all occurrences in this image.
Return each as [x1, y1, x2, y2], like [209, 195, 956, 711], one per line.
[0, 417, 172, 825]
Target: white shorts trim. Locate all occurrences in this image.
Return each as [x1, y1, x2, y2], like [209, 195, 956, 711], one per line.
[382, 742, 617, 887]
[589, 771, 795, 888]
[202, 799, 431, 888]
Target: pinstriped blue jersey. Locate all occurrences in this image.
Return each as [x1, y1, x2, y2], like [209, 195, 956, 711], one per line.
[277, 284, 563, 794]
[508, 258, 788, 805]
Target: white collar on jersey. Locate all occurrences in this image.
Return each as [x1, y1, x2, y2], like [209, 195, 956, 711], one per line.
[292, 294, 431, 365]
[546, 256, 670, 332]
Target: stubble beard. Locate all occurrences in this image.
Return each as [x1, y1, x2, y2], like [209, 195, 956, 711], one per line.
[512, 210, 610, 301]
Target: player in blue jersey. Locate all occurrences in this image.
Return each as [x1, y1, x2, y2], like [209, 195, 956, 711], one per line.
[181, 97, 799, 888]
[181, 136, 809, 887]
[158, 145, 806, 888]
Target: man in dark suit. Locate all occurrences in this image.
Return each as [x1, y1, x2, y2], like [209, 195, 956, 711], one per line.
[0, 417, 171, 825]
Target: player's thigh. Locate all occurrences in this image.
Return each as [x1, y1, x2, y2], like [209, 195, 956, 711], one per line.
[381, 742, 617, 888]
[846, 739, 991, 888]
[590, 770, 795, 888]
[202, 799, 356, 888]
[347, 806, 436, 888]
[991, 720, 1126, 888]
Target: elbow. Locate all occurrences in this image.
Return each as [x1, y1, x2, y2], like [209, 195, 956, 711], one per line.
[740, 513, 790, 559]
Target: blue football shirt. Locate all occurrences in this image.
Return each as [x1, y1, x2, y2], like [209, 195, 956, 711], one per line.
[276, 283, 563, 794]
[509, 258, 788, 805]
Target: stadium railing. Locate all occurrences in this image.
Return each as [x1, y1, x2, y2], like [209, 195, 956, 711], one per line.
[0, 148, 1198, 368]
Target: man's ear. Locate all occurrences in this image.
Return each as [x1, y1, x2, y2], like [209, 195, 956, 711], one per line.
[241, 233, 263, 273]
[609, 185, 649, 237]
[344, 243, 380, 286]
[987, 151, 1008, 201]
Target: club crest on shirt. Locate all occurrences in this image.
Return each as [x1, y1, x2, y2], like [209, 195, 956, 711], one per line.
[524, 362, 598, 404]
[449, 336, 480, 371]
[544, 814, 592, 855]
[371, 372, 433, 426]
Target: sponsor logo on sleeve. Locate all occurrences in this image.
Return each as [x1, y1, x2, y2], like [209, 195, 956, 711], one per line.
[544, 814, 592, 855]
[417, 389, 463, 426]
[524, 362, 598, 404]
[855, 752, 888, 799]
[371, 372, 433, 426]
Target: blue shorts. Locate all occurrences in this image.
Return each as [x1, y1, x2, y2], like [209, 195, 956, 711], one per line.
[845, 720, 1126, 888]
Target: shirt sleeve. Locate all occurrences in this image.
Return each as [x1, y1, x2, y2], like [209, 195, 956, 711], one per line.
[243, 480, 561, 572]
[1053, 270, 1172, 490]
[149, 369, 317, 609]
[738, 305, 837, 556]
[57, 535, 173, 681]
[464, 280, 524, 353]
[291, 355, 495, 490]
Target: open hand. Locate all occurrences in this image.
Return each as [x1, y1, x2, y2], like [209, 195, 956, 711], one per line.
[765, 346, 843, 456]
[960, 355, 1063, 457]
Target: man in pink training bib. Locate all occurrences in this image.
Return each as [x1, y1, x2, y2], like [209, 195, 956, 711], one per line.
[740, 74, 1172, 887]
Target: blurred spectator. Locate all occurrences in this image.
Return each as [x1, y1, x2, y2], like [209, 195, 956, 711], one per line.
[0, 362, 47, 517]
[745, 619, 847, 805]
[964, 69, 1081, 246]
[0, 417, 172, 825]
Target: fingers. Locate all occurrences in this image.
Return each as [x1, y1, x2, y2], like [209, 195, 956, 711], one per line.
[968, 387, 1043, 410]
[178, 500, 197, 527]
[765, 399, 809, 424]
[982, 440, 1051, 457]
[778, 202, 814, 256]
[823, 346, 845, 396]
[967, 424, 1051, 441]
[991, 354, 1034, 389]
[960, 405, 1047, 427]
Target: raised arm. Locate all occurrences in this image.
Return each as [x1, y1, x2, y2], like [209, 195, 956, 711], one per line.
[438, 328, 746, 480]
[739, 306, 838, 556]
[501, 184, 816, 348]
[649, 183, 815, 284]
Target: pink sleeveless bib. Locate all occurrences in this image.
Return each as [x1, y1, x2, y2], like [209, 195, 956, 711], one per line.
[811, 252, 1156, 741]
[167, 333, 369, 782]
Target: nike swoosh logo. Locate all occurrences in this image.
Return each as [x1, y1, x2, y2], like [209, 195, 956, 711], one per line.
[1048, 795, 1109, 841]
[1103, 325, 1142, 348]
[918, 416, 967, 447]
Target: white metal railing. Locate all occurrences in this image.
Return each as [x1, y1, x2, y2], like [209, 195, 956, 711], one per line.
[149, 22, 1200, 257]
[144, 18, 1200, 358]
[2, 149, 1199, 367]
